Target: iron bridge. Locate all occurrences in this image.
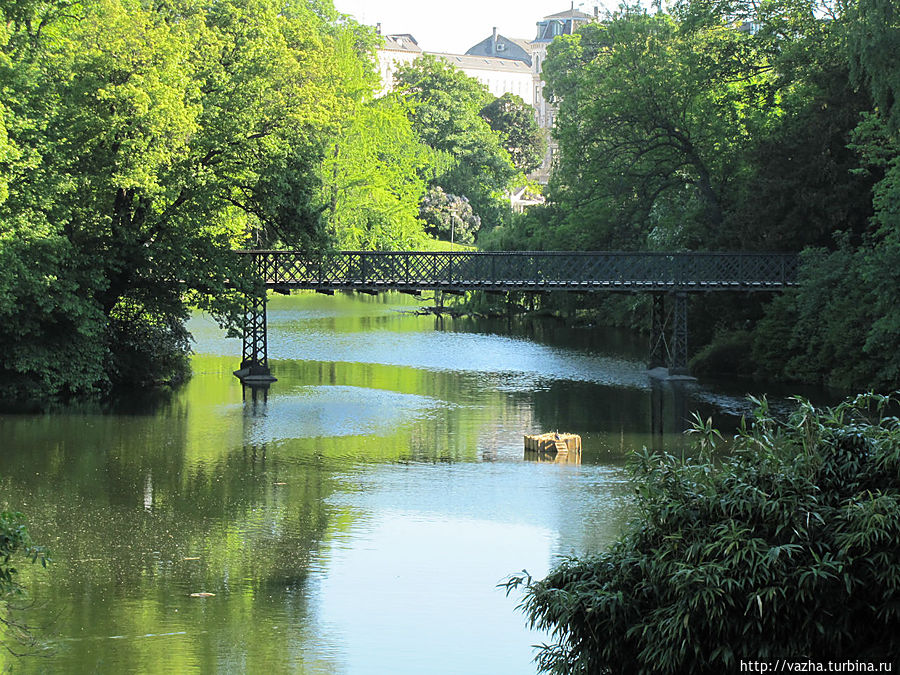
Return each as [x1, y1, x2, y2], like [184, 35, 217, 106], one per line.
[234, 250, 799, 384]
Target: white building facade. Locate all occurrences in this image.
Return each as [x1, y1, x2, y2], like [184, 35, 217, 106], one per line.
[429, 52, 534, 105]
[375, 5, 599, 182]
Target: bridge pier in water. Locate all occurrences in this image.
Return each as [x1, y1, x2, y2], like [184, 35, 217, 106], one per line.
[233, 290, 277, 386]
[648, 292, 690, 376]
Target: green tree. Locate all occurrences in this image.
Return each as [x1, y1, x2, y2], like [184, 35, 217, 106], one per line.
[541, 10, 770, 248]
[322, 95, 437, 250]
[752, 244, 898, 389]
[719, 4, 878, 251]
[418, 185, 480, 244]
[0, 0, 377, 403]
[747, 0, 900, 390]
[394, 55, 516, 231]
[847, 0, 900, 131]
[507, 394, 900, 673]
[479, 92, 545, 174]
[533, 0, 862, 253]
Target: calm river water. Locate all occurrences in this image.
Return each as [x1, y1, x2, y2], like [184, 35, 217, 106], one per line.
[0, 292, 831, 673]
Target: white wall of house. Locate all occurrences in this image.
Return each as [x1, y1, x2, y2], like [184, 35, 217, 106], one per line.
[374, 9, 598, 183]
[431, 53, 535, 106]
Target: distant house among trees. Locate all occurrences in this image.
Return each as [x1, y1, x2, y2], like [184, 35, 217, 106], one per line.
[375, 4, 599, 183]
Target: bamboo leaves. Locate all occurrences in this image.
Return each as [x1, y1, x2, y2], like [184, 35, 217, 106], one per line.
[512, 393, 900, 673]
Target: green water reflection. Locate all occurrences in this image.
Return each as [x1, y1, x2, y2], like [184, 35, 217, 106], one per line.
[1, 292, 786, 673]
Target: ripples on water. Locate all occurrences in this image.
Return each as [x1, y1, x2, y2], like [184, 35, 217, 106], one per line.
[229, 385, 449, 446]
[0, 292, 831, 674]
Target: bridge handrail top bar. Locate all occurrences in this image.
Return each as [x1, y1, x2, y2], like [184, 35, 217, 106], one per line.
[234, 249, 799, 257]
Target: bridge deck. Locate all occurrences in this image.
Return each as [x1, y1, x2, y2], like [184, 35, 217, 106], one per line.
[239, 251, 798, 293]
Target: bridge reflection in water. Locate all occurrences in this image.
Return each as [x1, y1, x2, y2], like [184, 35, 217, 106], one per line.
[233, 250, 798, 385]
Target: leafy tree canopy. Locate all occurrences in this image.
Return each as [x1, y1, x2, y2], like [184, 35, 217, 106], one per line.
[530, 0, 878, 253]
[479, 92, 545, 175]
[394, 55, 516, 230]
[0, 0, 379, 403]
[322, 95, 439, 250]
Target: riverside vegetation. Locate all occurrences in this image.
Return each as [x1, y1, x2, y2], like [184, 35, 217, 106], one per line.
[482, 0, 900, 392]
[0, 0, 542, 406]
[505, 393, 900, 673]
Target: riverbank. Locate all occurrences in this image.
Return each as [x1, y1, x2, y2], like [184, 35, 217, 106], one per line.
[416, 289, 869, 393]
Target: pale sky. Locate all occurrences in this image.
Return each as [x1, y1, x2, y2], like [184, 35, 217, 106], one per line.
[332, 1, 607, 54]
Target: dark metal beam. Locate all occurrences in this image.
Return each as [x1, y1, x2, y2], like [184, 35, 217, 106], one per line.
[669, 293, 690, 376]
[233, 289, 276, 385]
[649, 294, 667, 370]
[238, 250, 798, 293]
[232, 250, 798, 385]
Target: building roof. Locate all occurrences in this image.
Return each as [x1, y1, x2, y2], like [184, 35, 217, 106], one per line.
[465, 33, 533, 65]
[429, 52, 532, 73]
[381, 34, 422, 53]
[533, 7, 595, 42]
[506, 37, 535, 53]
[544, 8, 594, 19]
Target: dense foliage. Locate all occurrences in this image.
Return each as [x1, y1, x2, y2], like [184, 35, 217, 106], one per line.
[749, 0, 900, 390]
[322, 95, 437, 250]
[495, 0, 878, 251]
[506, 394, 900, 673]
[483, 0, 899, 391]
[0, 0, 377, 403]
[0, 0, 532, 405]
[479, 92, 545, 175]
[394, 55, 518, 233]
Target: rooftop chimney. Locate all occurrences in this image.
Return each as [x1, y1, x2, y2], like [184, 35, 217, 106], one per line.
[375, 22, 382, 35]
[492, 26, 498, 55]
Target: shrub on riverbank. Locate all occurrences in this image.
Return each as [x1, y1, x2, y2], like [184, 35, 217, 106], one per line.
[1, 509, 48, 654]
[689, 329, 755, 378]
[0, 511, 47, 597]
[505, 394, 900, 674]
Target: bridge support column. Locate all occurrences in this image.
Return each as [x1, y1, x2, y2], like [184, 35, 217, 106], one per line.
[647, 292, 692, 377]
[233, 290, 277, 385]
[669, 293, 690, 376]
[649, 294, 667, 369]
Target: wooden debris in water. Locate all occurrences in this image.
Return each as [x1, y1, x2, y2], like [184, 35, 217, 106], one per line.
[189, 592, 216, 598]
[524, 448, 582, 464]
[524, 432, 581, 454]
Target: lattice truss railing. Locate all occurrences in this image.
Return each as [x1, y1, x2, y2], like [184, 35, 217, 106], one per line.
[241, 251, 799, 291]
[241, 292, 268, 370]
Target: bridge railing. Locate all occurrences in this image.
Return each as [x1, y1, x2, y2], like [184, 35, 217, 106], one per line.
[235, 250, 799, 290]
